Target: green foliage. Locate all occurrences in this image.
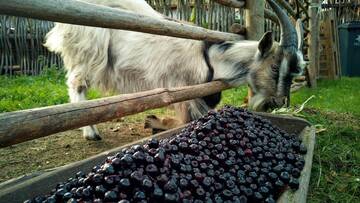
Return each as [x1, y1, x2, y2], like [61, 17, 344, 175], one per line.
[291, 77, 360, 116]
[0, 68, 100, 113]
[291, 78, 360, 203]
[220, 86, 248, 107]
[304, 111, 360, 203]
[0, 68, 67, 113]
[190, 7, 196, 23]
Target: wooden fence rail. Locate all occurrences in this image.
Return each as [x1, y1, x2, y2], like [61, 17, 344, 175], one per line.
[0, 81, 230, 148]
[213, 0, 245, 8]
[0, 0, 243, 42]
[275, 0, 297, 18]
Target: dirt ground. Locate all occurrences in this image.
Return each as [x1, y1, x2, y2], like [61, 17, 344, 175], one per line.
[0, 118, 153, 183]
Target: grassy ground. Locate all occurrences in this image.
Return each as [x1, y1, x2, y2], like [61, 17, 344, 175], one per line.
[0, 70, 359, 202]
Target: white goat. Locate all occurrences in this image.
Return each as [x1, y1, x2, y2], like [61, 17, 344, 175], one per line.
[45, 0, 305, 140]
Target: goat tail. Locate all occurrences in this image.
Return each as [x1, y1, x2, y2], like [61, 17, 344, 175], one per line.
[44, 24, 62, 54]
[44, 23, 115, 92]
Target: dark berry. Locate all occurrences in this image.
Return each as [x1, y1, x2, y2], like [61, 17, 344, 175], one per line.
[164, 193, 179, 202]
[280, 171, 290, 183]
[164, 180, 178, 193]
[134, 191, 146, 200]
[289, 178, 300, 189]
[119, 178, 131, 189]
[152, 187, 164, 199]
[299, 144, 307, 154]
[104, 191, 118, 201]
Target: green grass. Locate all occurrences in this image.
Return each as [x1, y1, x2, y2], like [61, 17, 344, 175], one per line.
[0, 69, 66, 112]
[291, 78, 360, 116]
[0, 68, 101, 113]
[302, 110, 360, 203]
[0, 71, 359, 202]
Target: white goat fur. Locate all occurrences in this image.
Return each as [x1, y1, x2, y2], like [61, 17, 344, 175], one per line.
[45, 0, 265, 139]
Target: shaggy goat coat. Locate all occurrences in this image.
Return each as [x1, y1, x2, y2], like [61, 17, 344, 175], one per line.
[45, 0, 255, 119]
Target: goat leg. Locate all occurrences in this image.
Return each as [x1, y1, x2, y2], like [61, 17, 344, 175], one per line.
[67, 70, 101, 140]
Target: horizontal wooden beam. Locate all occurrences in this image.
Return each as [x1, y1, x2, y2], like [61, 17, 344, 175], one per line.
[322, 3, 360, 8]
[274, 0, 297, 18]
[265, 8, 279, 24]
[230, 23, 247, 35]
[0, 0, 243, 42]
[213, 0, 245, 8]
[0, 81, 231, 148]
[264, 9, 310, 33]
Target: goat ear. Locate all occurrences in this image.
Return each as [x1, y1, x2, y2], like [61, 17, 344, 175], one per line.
[258, 31, 273, 57]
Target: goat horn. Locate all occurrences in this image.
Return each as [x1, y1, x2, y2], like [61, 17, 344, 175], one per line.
[296, 19, 304, 50]
[266, 0, 297, 49]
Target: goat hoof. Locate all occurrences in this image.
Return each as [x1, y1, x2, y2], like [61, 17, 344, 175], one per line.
[82, 126, 101, 141]
[147, 115, 158, 119]
[152, 128, 164, 135]
[84, 133, 102, 141]
[144, 115, 159, 129]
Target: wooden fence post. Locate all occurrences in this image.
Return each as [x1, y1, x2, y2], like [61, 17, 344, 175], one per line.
[308, 0, 320, 88]
[245, 0, 265, 40]
[243, 0, 264, 105]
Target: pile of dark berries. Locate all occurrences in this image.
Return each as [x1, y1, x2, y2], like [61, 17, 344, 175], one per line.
[24, 106, 307, 203]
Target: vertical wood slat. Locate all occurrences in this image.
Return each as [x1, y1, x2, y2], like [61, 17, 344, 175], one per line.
[15, 17, 22, 74]
[0, 15, 59, 75]
[0, 16, 6, 73]
[318, 9, 341, 79]
[7, 16, 14, 75]
[245, 0, 265, 40]
[308, 0, 320, 87]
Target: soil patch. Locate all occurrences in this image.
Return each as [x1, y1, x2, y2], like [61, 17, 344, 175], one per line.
[0, 120, 152, 183]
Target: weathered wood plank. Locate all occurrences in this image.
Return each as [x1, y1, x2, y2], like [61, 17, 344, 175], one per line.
[0, 0, 243, 42]
[0, 81, 231, 148]
[275, 0, 297, 18]
[319, 9, 341, 79]
[245, 0, 265, 40]
[265, 8, 279, 24]
[307, 0, 321, 87]
[213, 0, 245, 8]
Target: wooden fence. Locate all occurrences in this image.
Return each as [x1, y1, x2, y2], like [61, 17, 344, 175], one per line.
[1, 0, 342, 87]
[0, 0, 300, 76]
[0, 16, 61, 75]
[322, 0, 360, 23]
[0, 0, 323, 76]
[0, 0, 317, 148]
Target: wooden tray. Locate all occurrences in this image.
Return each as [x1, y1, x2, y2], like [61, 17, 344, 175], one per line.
[0, 113, 316, 203]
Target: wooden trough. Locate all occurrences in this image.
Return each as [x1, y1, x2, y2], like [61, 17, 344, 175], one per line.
[0, 113, 315, 203]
